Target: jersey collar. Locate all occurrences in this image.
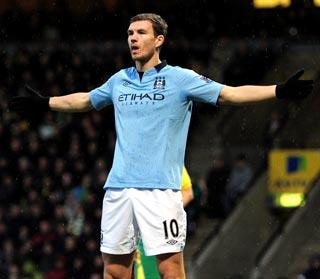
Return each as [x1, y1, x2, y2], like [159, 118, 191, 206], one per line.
[135, 60, 167, 75]
[154, 60, 167, 72]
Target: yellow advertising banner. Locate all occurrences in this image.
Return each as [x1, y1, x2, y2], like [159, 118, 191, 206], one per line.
[254, 0, 290, 8]
[269, 150, 320, 194]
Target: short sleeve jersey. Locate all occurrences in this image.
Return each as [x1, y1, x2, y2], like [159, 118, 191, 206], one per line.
[90, 61, 224, 190]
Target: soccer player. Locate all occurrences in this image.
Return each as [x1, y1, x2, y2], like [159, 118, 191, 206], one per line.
[181, 166, 194, 208]
[9, 13, 313, 279]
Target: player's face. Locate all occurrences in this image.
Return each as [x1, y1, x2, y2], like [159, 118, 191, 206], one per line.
[127, 20, 163, 62]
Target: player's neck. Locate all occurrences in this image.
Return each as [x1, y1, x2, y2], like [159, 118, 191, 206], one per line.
[135, 55, 161, 72]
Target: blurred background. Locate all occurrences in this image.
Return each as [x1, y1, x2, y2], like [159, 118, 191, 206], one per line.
[1, 1, 320, 279]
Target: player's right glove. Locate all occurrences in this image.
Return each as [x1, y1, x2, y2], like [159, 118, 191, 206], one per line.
[9, 85, 50, 118]
[275, 69, 314, 99]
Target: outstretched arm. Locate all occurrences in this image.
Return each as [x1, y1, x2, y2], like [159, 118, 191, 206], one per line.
[49, 93, 92, 112]
[219, 85, 276, 105]
[9, 86, 93, 116]
[218, 69, 314, 105]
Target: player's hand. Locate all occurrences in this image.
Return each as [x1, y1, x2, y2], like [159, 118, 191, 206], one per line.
[275, 69, 314, 99]
[9, 85, 50, 118]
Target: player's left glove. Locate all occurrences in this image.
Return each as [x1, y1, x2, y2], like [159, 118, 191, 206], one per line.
[275, 69, 314, 99]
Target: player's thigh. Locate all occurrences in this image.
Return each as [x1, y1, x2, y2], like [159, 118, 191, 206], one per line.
[100, 188, 138, 255]
[156, 252, 185, 278]
[132, 189, 186, 256]
[102, 251, 135, 278]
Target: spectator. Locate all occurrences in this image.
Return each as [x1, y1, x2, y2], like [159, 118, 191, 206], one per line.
[185, 175, 207, 235]
[260, 109, 287, 166]
[223, 153, 253, 215]
[8, 264, 20, 279]
[44, 256, 67, 279]
[206, 156, 230, 218]
[68, 256, 88, 278]
[297, 254, 320, 279]
[38, 243, 55, 273]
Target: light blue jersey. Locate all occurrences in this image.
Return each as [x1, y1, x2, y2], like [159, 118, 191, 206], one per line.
[90, 61, 224, 190]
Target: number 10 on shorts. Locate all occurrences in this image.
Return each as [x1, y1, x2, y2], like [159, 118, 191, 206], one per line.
[162, 219, 179, 239]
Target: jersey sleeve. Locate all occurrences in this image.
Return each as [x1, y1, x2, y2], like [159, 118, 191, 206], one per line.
[179, 68, 224, 105]
[181, 166, 192, 190]
[89, 74, 117, 110]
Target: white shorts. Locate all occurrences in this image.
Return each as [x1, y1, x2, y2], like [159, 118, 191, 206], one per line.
[100, 188, 186, 256]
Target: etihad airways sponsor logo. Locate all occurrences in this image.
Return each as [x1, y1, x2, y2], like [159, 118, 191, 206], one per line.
[118, 93, 165, 102]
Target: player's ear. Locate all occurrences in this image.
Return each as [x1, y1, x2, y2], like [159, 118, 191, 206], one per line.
[155, 35, 165, 48]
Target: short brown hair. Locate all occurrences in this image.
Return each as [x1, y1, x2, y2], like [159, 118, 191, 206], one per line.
[130, 13, 168, 38]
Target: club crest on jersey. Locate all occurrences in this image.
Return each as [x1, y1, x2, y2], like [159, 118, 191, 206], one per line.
[154, 76, 166, 90]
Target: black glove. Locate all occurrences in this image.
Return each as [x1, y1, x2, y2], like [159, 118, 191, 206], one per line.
[9, 85, 50, 118]
[275, 69, 314, 99]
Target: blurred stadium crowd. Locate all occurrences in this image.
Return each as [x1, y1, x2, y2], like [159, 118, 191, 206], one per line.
[0, 44, 123, 278]
[1, 0, 320, 42]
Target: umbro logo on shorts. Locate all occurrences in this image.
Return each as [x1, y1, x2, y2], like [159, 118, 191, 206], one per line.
[166, 239, 178, 245]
